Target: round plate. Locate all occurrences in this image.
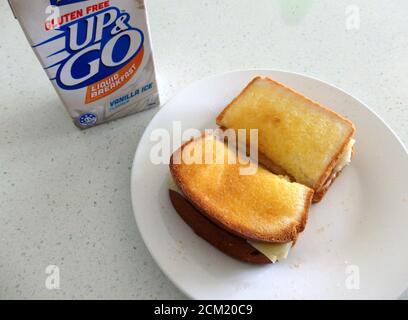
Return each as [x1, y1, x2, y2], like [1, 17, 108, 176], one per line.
[131, 70, 408, 299]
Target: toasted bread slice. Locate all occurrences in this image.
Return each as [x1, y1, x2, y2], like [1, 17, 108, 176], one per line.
[216, 77, 356, 201]
[169, 134, 314, 243]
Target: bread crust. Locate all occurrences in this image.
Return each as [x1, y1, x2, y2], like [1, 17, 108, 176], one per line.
[313, 169, 343, 203]
[216, 76, 262, 124]
[216, 76, 356, 201]
[313, 147, 355, 202]
[169, 189, 271, 264]
[169, 134, 314, 243]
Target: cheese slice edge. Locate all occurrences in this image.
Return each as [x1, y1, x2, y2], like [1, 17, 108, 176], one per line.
[247, 240, 292, 263]
[334, 139, 355, 173]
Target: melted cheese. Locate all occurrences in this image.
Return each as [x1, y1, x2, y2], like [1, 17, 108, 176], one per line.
[334, 139, 355, 173]
[247, 240, 292, 263]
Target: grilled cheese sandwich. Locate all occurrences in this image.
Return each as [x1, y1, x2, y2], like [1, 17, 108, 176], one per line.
[217, 77, 356, 201]
[169, 173, 293, 263]
[169, 134, 313, 263]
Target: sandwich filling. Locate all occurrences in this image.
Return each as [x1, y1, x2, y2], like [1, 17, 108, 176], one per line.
[247, 240, 292, 263]
[334, 139, 355, 173]
[321, 139, 355, 190]
[169, 176, 292, 263]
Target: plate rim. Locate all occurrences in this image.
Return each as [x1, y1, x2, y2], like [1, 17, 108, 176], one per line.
[130, 69, 408, 299]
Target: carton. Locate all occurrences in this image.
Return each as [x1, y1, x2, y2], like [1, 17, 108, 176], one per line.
[9, 0, 159, 128]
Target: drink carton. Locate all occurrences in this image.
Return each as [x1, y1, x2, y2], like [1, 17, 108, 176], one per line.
[9, 0, 159, 128]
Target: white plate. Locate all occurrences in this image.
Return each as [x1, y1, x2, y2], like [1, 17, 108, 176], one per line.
[131, 70, 408, 299]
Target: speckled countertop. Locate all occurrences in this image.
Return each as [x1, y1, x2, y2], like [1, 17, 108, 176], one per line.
[0, 0, 407, 299]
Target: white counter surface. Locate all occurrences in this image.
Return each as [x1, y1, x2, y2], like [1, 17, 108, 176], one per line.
[1, 0, 407, 299]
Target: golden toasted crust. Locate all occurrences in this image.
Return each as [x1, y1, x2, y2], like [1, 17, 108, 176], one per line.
[216, 76, 262, 124]
[258, 152, 336, 203]
[313, 169, 343, 203]
[169, 134, 314, 243]
[219, 125, 294, 179]
[216, 76, 356, 199]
